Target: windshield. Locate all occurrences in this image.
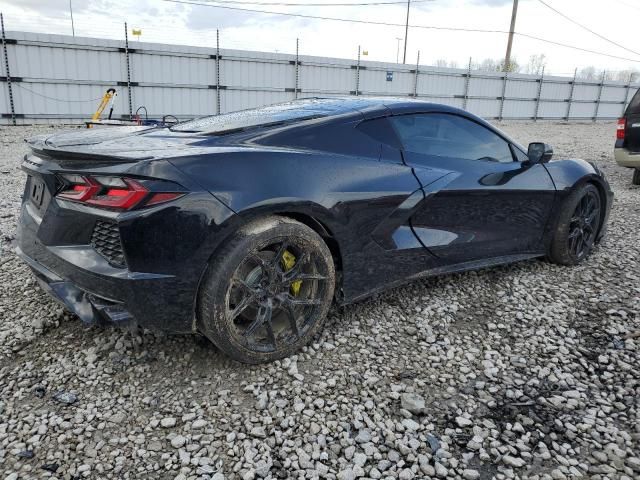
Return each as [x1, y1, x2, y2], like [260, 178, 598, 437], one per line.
[171, 98, 345, 133]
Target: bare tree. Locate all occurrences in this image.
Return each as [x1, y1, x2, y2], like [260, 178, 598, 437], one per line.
[435, 59, 459, 69]
[499, 58, 521, 73]
[475, 58, 500, 72]
[525, 54, 547, 75]
[577, 66, 597, 80]
[473, 58, 521, 73]
[615, 69, 640, 82]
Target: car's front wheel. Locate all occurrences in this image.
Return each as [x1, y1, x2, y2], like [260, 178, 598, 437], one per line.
[633, 168, 640, 185]
[548, 184, 602, 266]
[198, 216, 335, 363]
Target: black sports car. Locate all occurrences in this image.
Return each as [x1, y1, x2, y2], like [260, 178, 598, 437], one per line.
[17, 98, 612, 363]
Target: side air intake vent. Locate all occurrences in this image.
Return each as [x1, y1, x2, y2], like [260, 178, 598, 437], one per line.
[90, 220, 126, 268]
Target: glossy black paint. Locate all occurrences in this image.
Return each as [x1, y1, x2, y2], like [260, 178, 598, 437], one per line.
[17, 98, 613, 333]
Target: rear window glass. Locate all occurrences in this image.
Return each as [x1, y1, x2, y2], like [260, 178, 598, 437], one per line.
[172, 99, 349, 133]
[627, 89, 640, 115]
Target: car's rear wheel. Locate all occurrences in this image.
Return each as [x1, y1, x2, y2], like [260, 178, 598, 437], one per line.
[633, 168, 640, 185]
[548, 184, 602, 266]
[198, 216, 335, 364]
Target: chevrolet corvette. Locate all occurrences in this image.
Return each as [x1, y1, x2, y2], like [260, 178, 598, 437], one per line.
[17, 98, 612, 363]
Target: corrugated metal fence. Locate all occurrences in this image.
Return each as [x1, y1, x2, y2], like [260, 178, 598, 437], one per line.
[1, 30, 638, 125]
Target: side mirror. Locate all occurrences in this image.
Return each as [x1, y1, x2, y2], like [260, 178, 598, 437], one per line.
[527, 142, 553, 163]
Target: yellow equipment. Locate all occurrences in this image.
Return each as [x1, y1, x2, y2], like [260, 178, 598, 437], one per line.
[90, 88, 117, 125]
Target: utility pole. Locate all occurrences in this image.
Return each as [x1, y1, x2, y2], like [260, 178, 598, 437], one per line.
[403, 0, 410, 64]
[504, 0, 518, 72]
[69, 0, 75, 37]
[395, 37, 402, 64]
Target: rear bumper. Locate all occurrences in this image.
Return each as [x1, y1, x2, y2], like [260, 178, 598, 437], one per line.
[614, 148, 640, 168]
[17, 246, 135, 325]
[15, 193, 224, 333]
[15, 237, 188, 330]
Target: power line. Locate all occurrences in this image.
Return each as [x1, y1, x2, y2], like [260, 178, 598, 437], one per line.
[535, 0, 640, 58]
[158, 0, 640, 63]
[192, 0, 433, 6]
[516, 32, 640, 63]
[609, 0, 640, 12]
[159, 0, 511, 34]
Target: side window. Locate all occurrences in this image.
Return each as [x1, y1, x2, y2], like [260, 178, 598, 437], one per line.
[356, 117, 402, 149]
[390, 113, 514, 163]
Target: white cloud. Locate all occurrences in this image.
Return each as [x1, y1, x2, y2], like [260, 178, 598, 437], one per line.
[0, 0, 637, 75]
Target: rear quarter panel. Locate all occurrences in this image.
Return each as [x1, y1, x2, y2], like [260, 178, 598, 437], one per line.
[168, 148, 449, 301]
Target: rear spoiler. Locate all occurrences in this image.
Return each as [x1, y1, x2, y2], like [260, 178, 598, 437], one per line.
[26, 136, 152, 163]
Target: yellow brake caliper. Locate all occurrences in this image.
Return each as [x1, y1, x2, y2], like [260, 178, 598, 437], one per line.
[282, 250, 302, 296]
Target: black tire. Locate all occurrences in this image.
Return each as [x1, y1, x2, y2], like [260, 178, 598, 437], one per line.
[548, 184, 602, 266]
[197, 216, 335, 364]
[633, 168, 640, 186]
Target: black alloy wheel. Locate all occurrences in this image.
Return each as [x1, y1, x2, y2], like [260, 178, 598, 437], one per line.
[566, 189, 601, 259]
[198, 217, 335, 363]
[548, 184, 602, 266]
[226, 240, 328, 353]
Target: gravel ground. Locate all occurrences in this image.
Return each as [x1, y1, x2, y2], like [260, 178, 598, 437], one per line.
[0, 122, 638, 480]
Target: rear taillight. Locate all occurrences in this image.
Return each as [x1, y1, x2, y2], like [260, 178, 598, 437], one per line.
[617, 118, 626, 140]
[56, 175, 183, 210]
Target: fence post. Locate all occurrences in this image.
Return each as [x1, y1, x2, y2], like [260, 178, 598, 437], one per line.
[463, 57, 471, 110]
[566, 68, 577, 121]
[354, 45, 361, 96]
[534, 66, 544, 122]
[622, 72, 633, 116]
[216, 29, 220, 114]
[295, 38, 299, 99]
[413, 50, 419, 97]
[1, 13, 16, 126]
[594, 70, 605, 122]
[499, 71, 508, 121]
[124, 22, 133, 120]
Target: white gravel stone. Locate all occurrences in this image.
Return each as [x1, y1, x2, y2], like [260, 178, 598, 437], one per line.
[462, 469, 480, 480]
[171, 435, 187, 448]
[400, 392, 426, 414]
[503, 455, 526, 468]
[0, 123, 637, 479]
[161, 417, 177, 428]
[456, 416, 473, 427]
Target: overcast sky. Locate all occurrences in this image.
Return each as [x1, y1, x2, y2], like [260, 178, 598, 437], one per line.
[1, 0, 638, 76]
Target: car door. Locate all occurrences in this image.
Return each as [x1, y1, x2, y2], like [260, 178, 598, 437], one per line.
[390, 112, 556, 264]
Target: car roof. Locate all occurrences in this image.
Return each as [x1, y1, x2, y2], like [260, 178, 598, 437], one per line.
[171, 97, 469, 134]
[299, 97, 503, 135]
[303, 97, 525, 152]
[299, 96, 464, 115]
